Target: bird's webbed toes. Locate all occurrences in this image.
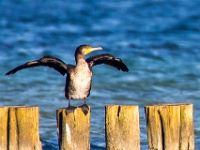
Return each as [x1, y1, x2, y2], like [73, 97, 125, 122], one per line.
[66, 105, 77, 114]
[78, 104, 89, 115]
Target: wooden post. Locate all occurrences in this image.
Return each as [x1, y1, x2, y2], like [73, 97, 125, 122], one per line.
[0, 106, 42, 150]
[145, 103, 194, 150]
[56, 107, 90, 150]
[105, 105, 140, 150]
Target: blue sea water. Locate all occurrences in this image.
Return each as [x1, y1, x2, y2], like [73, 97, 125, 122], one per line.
[0, 0, 200, 149]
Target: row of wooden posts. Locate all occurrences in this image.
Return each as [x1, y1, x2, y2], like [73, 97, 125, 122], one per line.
[0, 103, 194, 150]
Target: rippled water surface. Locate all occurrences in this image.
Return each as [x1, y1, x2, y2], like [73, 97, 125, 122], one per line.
[1, 0, 200, 149]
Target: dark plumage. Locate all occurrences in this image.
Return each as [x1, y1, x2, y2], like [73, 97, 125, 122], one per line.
[6, 44, 129, 107]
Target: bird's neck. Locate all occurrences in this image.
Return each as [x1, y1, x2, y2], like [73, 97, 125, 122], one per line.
[75, 54, 85, 64]
[76, 59, 88, 69]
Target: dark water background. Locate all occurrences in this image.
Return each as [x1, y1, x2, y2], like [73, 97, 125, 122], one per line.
[1, 0, 200, 149]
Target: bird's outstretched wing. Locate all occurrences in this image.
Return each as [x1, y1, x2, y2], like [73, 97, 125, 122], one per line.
[5, 56, 69, 76]
[86, 54, 129, 72]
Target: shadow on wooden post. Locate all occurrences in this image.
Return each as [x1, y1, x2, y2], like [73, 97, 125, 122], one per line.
[105, 105, 140, 150]
[56, 107, 90, 150]
[145, 103, 194, 150]
[0, 106, 42, 150]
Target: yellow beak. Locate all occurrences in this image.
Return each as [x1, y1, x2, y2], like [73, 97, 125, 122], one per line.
[85, 46, 102, 55]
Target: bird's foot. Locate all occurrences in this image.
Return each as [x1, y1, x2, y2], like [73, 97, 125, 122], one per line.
[66, 105, 77, 115]
[78, 104, 89, 115]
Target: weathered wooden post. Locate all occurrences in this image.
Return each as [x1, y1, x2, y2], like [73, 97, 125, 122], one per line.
[105, 105, 140, 150]
[56, 107, 90, 150]
[145, 103, 194, 150]
[0, 106, 42, 150]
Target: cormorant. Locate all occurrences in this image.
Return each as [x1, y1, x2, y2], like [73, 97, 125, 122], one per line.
[6, 45, 129, 112]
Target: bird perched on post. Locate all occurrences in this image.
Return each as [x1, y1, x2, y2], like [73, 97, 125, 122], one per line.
[6, 44, 129, 113]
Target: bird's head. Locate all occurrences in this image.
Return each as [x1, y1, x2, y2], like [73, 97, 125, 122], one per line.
[75, 44, 102, 62]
